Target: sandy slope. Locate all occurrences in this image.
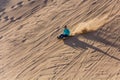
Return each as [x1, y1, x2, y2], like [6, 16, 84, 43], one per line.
[0, 0, 120, 80]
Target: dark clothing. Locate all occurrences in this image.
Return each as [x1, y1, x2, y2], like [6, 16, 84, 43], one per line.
[59, 34, 69, 39]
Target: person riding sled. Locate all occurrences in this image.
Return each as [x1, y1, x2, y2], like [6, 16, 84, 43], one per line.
[58, 25, 70, 39]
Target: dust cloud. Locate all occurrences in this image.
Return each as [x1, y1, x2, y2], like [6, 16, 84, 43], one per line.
[71, 15, 112, 36]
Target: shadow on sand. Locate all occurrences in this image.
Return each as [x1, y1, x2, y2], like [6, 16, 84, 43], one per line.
[0, 0, 9, 12]
[82, 30, 120, 49]
[63, 32, 120, 61]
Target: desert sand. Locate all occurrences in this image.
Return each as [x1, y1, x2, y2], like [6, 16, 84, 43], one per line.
[0, 0, 120, 80]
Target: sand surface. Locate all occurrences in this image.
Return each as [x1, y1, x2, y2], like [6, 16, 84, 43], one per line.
[0, 0, 120, 80]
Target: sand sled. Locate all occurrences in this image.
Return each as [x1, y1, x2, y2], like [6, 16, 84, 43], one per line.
[57, 35, 73, 40]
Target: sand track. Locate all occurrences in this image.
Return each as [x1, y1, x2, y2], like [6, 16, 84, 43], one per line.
[0, 0, 120, 80]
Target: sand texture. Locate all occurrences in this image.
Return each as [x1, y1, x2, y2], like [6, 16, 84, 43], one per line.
[0, 0, 120, 80]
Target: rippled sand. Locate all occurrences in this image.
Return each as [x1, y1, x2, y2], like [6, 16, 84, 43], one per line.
[0, 0, 120, 80]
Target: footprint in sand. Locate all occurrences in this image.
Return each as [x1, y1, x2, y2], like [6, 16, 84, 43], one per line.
[11, 1, 24, 10]
[28, 0, 36, 4]
[3, 16, 15, 22]
[4, 16, 9, 21]
[10, 17, 15, 22]
[11, 5, 17, 9]
[17, 1, 24, 7]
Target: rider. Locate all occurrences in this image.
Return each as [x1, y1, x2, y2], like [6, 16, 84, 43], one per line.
[59, 25, 70, 38]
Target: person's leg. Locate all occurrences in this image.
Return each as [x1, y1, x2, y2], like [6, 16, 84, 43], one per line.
[58, 34, 68, 39]
[63, 35, 69, 37]
[59, 34, 64, 38]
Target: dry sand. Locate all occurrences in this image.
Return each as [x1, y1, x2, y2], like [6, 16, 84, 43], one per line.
[0, 0, 120, 80]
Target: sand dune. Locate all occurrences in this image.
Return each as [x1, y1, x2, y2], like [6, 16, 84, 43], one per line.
[0, 0, 120, 80]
